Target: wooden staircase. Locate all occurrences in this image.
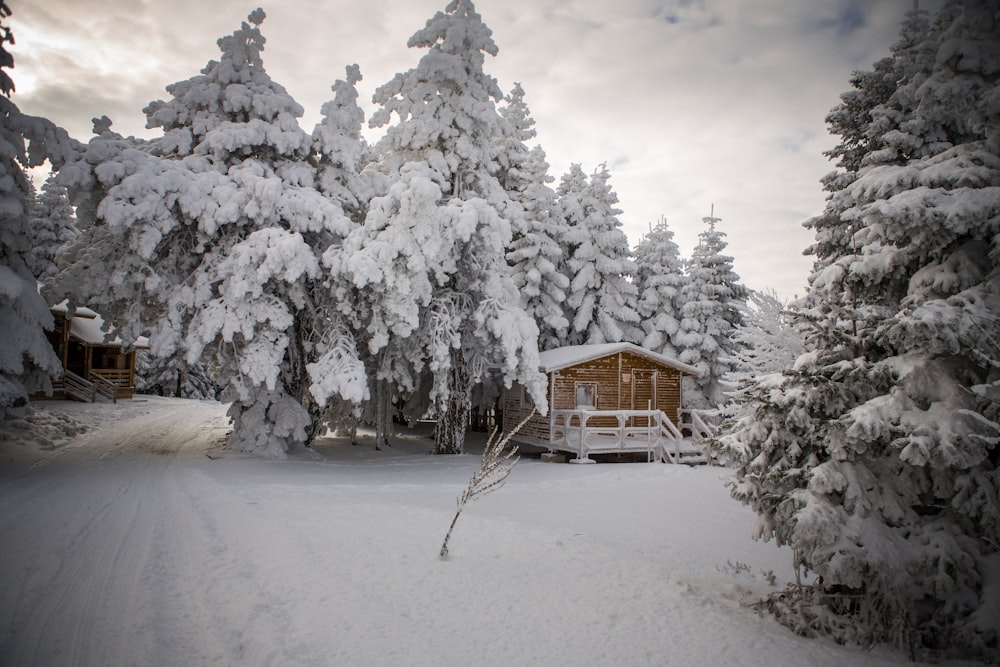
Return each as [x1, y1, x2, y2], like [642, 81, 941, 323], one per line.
[61, 370, 118, 403]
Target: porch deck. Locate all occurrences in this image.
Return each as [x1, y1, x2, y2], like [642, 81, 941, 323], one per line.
[525, 409, 713, 464]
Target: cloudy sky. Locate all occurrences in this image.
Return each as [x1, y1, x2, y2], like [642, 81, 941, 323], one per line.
[9, 0, 931, 301]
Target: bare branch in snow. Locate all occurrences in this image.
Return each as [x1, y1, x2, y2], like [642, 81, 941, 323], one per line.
[439, 408, 535, 559]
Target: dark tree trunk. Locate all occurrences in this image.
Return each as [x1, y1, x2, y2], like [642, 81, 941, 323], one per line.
[435, 349, 471, 455]
[374, 378, 392, 450]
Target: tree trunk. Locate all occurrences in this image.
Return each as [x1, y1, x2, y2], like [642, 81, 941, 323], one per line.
[435, 349, 471, 455]
[374, 378, 392, 450]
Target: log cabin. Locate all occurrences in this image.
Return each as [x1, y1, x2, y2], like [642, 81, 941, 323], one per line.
[502, 342, 706, 463]
[38, 304, 149, 402]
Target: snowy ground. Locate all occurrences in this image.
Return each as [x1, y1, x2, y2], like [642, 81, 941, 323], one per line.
[0, 396, 968, 666]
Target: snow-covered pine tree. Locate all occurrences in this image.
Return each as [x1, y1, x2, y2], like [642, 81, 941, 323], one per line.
[135, 352, 219, 400]
[51, 10, 359, 456]
[674, 209, 746, 408]
[0, 2, 77, 416]
[728, 289, 804, 380]
[310, 64, 386, 446]
[805, 3, 939, 309]
[313, 64, 386, 226]
[498, 84, 570, 351]
[634, 216, 686, 358]
[557, 162, 642, 346]
[333, 0, 547, 454]
[27, 173, 77, 282]
[722, 2, 1000, 661]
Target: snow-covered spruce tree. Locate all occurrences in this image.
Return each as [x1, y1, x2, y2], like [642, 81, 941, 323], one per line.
[497, 83, 570, 351]
[310, 64, 385, 445]
[728, 289, 804, 380]
[134, 351, 219, 400]
[332, 0, 547, 454]
[312, 64, 386, 226]
[0, 2, 77, 416]
[715, 289, 804, 460]
[27, 173, 77, 282]
[674, 210, 747, 408]
[634, 216, 686, 358]
[557, 162, 642, 346]
[806, 3, 941, 299]
[722, 2, 1000, 661]
[52, 10, 359, 456]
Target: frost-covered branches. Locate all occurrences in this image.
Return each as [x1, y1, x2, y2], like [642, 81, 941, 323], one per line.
[439, 408, 533, 559]
[498, 84, 569, 350]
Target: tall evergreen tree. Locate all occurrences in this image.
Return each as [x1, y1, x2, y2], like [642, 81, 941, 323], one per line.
[805, 3, 941, 314]
[722, 2, 1000, 661]
[0, 1, 76, 417]
[52, 10, 358, 456]
[313, 64, 385, 225]
[307, 64, 382, 442]
[558, 162, 641, 346]
[27, 173, 77, 282]
[674, 210, 746, 407]
[728, 289, 803, 379]
[333, 0, 546, 454]
[498, 83, 569, 350]
[634, 216, 685, 358]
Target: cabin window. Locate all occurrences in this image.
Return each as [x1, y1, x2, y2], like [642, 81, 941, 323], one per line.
[519, 385, 533, 409]
[575, 382, 597, 409]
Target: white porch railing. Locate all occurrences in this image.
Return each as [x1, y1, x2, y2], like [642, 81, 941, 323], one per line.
[681, 409, 719, 441]
[550, 409, 690, 463]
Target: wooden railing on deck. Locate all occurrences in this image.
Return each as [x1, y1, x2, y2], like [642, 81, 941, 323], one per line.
[681, 409, 719, 441]
[551, 409, 684, 462]
[90, 371, 118, 403]
[63, 370, 96, 402]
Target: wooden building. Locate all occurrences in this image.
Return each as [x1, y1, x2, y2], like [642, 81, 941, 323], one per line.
[502, 343, 702, 463]
[39, 304, 148, 402]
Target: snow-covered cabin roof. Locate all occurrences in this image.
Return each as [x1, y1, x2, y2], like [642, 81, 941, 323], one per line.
[50, 301, 99, 320]
[52, 302, 150, 349]
[538, 343, 700, 376]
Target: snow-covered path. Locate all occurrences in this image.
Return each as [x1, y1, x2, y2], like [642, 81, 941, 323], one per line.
[0, 399, 233, 664]
[1, 398, 928, 666]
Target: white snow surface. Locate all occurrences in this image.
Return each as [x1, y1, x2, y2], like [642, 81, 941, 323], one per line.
[0, 397, 959, 666]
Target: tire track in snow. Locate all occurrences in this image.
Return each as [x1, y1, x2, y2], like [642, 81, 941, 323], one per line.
[0, 400, 227, 666]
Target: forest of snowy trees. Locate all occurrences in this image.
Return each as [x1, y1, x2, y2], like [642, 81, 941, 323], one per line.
[0, 0, 997, 662]
[1, 0, 750, 454]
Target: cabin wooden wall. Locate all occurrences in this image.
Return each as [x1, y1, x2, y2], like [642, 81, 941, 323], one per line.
[502, 385, 551, 441]
[502, 350, 687, 443]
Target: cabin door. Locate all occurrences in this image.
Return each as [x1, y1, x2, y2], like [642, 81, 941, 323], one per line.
[631, 370, 657, 425]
